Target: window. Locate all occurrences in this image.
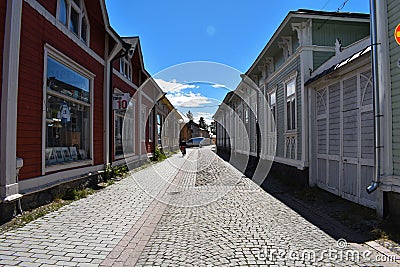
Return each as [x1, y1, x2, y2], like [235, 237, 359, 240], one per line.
[268, 91, 276, 132]
[120, 56, 132, 81]
[157, 114, 162, 145]
[285, 77, 296, 131]
[59, 0, 67, 25]
[57, 0, 89, 44]
[113, 91, 134, 157]
[45, 55, 92, 168]
[70, 8, 79, 35]
[148, 109, 154, 142]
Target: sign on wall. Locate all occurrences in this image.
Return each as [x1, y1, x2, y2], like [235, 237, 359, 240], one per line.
[113, 93, 130, 110]
[395, 23, 400, 46]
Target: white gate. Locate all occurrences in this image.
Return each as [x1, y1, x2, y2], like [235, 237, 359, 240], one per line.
[315, 70, 375, 208]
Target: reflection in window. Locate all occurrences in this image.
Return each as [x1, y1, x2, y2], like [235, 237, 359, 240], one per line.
[286, 78, 296, 131]
[45, 55, 91, 167]
[70, 8, 79, 36]
[120, 56, 132, 81]
[157, 114, 162, 145]
[59, 0, 67, 25]
[57, 0, 89, 44]
[269, 91, 276, 132]
[115, 103, 134, 157]
[47, 57, 89, 103]
[81, 17, 88, 43]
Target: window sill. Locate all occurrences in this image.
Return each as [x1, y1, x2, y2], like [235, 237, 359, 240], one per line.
[284, 131, 298, 136]
[115, 153, 136, 160]
[45, 160, 93, 173]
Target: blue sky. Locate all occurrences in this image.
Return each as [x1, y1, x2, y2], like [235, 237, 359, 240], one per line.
[105, 0, 370, 124]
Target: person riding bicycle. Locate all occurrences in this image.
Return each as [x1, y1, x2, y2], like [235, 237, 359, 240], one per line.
[179, 140, 187, 156]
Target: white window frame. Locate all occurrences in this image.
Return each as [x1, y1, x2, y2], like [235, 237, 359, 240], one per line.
[120, 56, 132, 81]
[42, 44, 94, 174]
[267, 87, 277, 133]
[56, 0, 90, 45]
[283, 72, 298, 132]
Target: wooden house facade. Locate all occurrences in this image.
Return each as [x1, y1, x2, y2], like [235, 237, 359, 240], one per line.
[0, 0, 179, 223]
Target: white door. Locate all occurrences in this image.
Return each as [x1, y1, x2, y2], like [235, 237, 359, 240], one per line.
[315, 70, 375, 208]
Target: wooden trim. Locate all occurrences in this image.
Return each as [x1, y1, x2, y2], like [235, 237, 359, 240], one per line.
[248, 12, 369, 75]
[112, 68, 139, 90]
[42, 45, 95, 174]
[24, 0, 104, 65]
[19, 164, 104, 194]
[0, 0, 23, 198]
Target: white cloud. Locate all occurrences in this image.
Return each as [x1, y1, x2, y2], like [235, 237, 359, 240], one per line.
[211, 83, 226, 88]
[167, 91, 212, 108]
[154, 78, 199, 93]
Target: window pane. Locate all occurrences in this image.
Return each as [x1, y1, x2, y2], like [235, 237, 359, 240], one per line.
[292, 99, 296, 129]
[271, 106, 276, 132]
[157, 114, 162, 144]
[81, 17, 88, 43]
[59, 0, 67, 25]
[115, 113, 123, 156]
[270, 92, 276, 106]
[123, 116, 135, 154]
[287, 101, 291, 130]
[70, 8, 79, 35]
[47, 57, 90, 103]
[120, 59, 123, 74]
[46, 95, 90, 166]
[286, 79, 296, 97]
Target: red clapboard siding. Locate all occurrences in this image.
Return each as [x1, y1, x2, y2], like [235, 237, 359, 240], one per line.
[17, 2, 105, 180]
[35, 0, 56, 16]
[131, 48, 141, 85]
[85, 0, 106, 58]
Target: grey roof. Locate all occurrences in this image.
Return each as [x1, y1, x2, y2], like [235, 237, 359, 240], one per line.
[305, 45, 371, 86]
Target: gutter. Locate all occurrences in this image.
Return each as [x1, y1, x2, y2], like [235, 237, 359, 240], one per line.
[366, 0, 382, 194]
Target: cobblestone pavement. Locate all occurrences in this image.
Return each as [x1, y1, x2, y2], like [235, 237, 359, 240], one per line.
[1, 147, 399, 266]
[0, 155, 186, 266]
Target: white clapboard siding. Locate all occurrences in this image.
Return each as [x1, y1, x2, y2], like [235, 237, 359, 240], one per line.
[328, 83, 341, 189]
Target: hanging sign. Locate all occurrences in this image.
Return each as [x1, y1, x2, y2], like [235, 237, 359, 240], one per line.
[113, 93, 130, 110]
[395, 23, 400, 45]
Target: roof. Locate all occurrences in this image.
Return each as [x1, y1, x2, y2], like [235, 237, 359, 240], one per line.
[292, 9, 369, 19]
[177, 111, 190, 123]
[305, 44, 371, 85]
[246, 9, 370, 76]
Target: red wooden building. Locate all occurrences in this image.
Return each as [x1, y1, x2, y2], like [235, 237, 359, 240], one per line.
[0, 0, 174, 223]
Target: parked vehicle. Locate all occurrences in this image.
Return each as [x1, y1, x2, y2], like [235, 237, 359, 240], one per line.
[186, 137, 212, 148]
[186, 137, 205, 147]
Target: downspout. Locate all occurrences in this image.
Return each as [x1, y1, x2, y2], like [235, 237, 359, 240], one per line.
[108, 42, 131, 166]
[367, 0, 382, 194]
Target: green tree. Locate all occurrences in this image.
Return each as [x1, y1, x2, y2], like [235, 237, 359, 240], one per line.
[199, 117, 207, 129]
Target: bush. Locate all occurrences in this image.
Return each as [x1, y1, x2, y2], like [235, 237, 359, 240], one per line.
[152, 147, 166, 162]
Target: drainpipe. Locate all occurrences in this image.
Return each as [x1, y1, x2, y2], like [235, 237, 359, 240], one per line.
[366, 0, 382, 194]
[108, 42, 131, 166]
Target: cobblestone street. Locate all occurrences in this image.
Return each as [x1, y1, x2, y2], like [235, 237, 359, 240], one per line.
[0, 147, 399, 266]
